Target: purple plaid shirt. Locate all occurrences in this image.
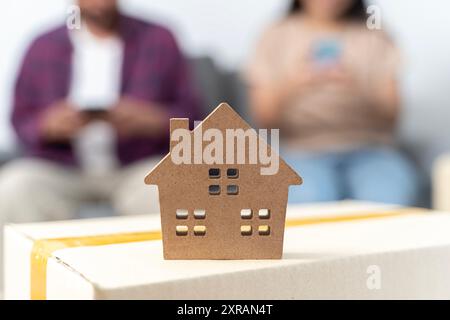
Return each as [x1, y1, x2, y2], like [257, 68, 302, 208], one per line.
[12, 15, 201, 166]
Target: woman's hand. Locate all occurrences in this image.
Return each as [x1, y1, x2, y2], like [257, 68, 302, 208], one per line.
[249, 65, 319, 128]
[250, 64, 349, 127]
[312, 63, 357, 86]
[283, 65, 321, 97]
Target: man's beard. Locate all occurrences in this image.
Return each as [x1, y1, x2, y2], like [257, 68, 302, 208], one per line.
[81, 8, 119, 31]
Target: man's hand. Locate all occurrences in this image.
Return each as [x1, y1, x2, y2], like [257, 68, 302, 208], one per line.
[110, 97, 168, 138]
[40, 101, 86, 142]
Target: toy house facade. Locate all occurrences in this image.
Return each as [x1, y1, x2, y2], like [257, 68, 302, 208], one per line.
[145, 103, 302, 259]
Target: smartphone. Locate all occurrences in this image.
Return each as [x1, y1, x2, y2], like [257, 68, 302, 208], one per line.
[311, 39, 342, 68]
[81, 107, 110, 120]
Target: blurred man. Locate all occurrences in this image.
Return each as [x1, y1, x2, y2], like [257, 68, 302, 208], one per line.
[0, 0, 201, 224]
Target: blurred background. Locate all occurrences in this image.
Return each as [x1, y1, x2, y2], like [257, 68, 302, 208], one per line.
[3, 0, 450, 298]
[0, 0, 450, 213]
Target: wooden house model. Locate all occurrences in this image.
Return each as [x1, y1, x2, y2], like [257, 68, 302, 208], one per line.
[145, 103, 302, 259]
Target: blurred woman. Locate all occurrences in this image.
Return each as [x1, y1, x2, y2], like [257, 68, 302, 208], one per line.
[246, 0, 420, 205]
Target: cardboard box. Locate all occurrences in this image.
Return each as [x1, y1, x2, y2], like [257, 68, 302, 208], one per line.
[4, 201, 450, 300]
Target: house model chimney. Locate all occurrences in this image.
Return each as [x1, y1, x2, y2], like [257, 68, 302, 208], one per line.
[170, 118, 189, 152]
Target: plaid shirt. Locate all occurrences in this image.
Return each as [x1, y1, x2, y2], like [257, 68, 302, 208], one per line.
[12, 15, 201, 166]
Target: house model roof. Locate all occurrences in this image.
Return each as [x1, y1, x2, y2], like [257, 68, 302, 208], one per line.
[145, 103, 302, 185]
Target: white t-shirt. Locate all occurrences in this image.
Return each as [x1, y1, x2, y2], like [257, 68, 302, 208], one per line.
[69, 26, 124, 174]
[69, 25, 124, 109]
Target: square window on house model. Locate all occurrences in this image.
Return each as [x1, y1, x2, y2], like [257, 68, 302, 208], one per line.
[241, 225, 252, 236]
[258, 225, 270, 236]
[209, 168, 220, 179]
[194, 209, 206, 219]
[258, 209, 270, 219]
[227, 185, 239, 195]
[193, 226, 206, 236]
[241, 209, 252, 219]
[209, 185, 220, 195]
[227, 168, 239, 179]
[176, 226, 188, 236]
[176, 209, 188, 219]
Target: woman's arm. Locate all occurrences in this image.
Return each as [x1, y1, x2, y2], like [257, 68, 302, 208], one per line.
[372, 76, 400, 123]
[249, 67, 320, 128]
[249, 85, 287, 129]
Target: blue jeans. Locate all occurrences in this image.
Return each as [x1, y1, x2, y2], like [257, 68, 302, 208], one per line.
[285, 147, 421, 206]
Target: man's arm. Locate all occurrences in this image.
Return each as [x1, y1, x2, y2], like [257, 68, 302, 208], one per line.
[12, 42, 47, 148]
[110, 28, 202, 138]
[12, 42, 85, 146]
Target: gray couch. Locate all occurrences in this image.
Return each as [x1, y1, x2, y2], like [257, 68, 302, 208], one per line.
[189, 57, 249, 119]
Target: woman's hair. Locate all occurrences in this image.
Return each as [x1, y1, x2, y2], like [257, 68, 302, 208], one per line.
[289, 0, 368, 21]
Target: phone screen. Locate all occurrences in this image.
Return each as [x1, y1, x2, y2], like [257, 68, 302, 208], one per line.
[311, 39, 342, 67]
[81, 108, 109, 120]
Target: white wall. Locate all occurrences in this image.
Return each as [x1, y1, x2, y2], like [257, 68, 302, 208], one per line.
[1, 0, 450, 171]
[121, 0, 288, 69]
[376, 0, 450, 169]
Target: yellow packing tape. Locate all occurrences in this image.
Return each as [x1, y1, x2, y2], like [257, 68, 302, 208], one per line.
[30, 207, 426, 300]
[30, 231, 161, 300]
